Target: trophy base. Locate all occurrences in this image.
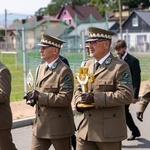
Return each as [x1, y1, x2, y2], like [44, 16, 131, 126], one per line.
[77, 103, 95, 108]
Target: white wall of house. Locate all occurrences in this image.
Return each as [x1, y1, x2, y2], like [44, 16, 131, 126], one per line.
[121, 32, 150, 52]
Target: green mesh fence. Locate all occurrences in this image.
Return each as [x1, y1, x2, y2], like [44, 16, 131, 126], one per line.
[13, 14, 109, 74]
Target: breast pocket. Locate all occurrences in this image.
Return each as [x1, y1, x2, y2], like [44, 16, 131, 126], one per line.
[98, 79, 115, 92]
[43, 82, 59, 93]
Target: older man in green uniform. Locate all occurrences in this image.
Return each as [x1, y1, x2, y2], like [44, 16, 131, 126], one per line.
[74, 27, 134, 150]
[24, 34, 75, 150]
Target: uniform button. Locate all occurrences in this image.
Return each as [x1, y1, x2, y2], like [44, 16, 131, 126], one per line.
[113, 114, 116, 117]
[89, 114, 91, 116]
[59, 115, 61, 118]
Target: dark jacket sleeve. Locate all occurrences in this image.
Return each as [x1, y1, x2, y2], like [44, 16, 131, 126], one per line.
[126, 55, 141, 99]
[59, 55, 70, 67]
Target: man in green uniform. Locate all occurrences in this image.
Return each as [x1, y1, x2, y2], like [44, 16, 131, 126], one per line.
[24, 34, 75, 150]
[74, 27, 133, 150]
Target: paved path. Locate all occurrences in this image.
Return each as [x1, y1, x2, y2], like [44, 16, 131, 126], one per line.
[122, 103, 150, 149]
[12, 102, 150, 149]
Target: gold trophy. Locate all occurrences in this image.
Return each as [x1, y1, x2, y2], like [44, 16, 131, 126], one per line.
[26, 69, 34, 104]
[74, 67, 95, 108]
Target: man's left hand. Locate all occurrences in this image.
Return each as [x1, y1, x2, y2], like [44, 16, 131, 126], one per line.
[136, 112, 143, 122]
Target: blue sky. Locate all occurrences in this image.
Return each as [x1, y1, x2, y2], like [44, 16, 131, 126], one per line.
[0, 0, 51, 15]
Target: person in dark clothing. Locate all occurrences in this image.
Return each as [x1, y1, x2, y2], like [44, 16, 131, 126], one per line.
[42, 55, 70, 67]
[59, 55, 70, 67]
[114, 40, 141, 141]
[59, 56, 76, 150]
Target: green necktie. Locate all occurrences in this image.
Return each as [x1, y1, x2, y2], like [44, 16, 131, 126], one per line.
[95, 62, 100, 72]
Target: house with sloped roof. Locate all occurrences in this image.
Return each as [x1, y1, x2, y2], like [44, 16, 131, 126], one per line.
[55, 4, 103, 28]
[118, 10, 150, 52]
[6, 15, 68, 50]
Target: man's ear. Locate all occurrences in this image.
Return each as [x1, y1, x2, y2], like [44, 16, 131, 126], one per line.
[53, 47, 59, 54]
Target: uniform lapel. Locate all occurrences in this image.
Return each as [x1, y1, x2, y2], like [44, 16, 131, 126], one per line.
[39, 60, 59, 82]
[94, 63, 106, 76]
[94, 54, 113, 76]
[87, 59, 95, 74]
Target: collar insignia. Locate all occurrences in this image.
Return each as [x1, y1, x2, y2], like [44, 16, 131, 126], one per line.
[105, 57, 112, 65]
[52, 63, 58, 70]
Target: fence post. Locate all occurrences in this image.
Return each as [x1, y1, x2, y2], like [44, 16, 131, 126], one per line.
[126, 29, 129, 52]
[22, 28, 27, 95]
[81, 29, 86, 61]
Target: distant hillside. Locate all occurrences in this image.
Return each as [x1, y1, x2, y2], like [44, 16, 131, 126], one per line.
[0, 13, 30, 25]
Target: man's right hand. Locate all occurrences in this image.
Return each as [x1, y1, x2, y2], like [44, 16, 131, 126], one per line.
[23, 90, 38, 107]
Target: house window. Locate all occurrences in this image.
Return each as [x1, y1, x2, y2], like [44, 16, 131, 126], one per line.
[132, 17, 138, 27]
[63, 20, 66, 24]
[69, 19, 72, 25]
[137, 35, 147, 52]
[41, 25, 47, 34]
[137, 35, 146, 45]
[42, 25, 47, 31]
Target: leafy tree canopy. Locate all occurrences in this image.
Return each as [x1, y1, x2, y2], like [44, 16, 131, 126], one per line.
[35, 0, 150, 17]
[45, 0, 90, 16]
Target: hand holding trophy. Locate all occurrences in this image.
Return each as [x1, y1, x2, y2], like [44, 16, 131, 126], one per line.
[74, 67, 95, 109]
[24, 69, 36, 106]
[27, 69, 34, 91]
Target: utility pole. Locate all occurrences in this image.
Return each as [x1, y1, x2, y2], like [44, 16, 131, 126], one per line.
[119, 0, 123, 39]
[5, 9, 8, 51]
[81, 29, 86, 61]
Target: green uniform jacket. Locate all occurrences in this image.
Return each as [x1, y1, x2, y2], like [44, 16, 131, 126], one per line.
[138, 80, 150, 113]
[0, 62, 12, 130]
[32, 58, 75, 139]
[74, 53, 134, 142]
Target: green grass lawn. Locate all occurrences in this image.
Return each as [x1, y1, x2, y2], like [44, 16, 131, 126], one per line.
[0, 51, 150, 102]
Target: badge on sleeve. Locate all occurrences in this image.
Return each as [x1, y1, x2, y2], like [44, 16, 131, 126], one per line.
[122, 71, 130, 80]
[62, 75, 73, 89]
[65, 75, 72, 83]
[120, 71, 132, 85]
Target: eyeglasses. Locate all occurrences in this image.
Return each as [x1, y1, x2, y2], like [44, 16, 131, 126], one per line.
[41, 45, 53, 50]
[89, 39, 107, 45]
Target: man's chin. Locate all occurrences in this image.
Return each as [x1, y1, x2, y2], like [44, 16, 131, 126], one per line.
[90, 53, 94, 57]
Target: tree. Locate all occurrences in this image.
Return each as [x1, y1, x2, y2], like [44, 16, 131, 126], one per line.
[35, 8, 47, 16]
[87, 0, 113, 17]
[35, 0, 150, 17]
[13, 19, 20, 24]
[108, 0, 150, 11]
[121, 0, 150, 9]
[45, 0, 89, 16]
